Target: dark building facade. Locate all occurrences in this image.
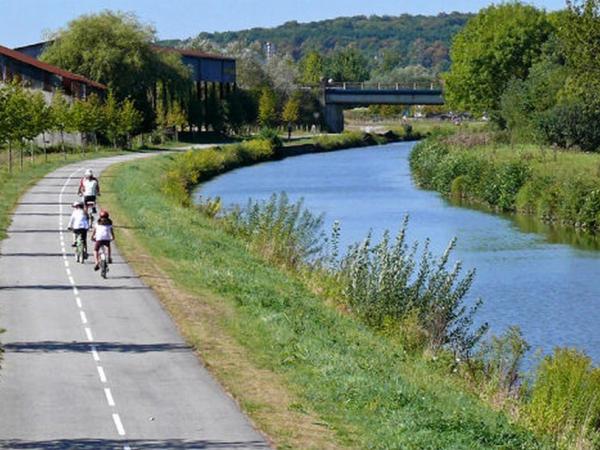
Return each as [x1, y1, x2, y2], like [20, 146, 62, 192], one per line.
[0, 44, 106, 99]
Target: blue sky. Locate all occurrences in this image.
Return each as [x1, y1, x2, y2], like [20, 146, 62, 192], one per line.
[1, 0, 566, 48]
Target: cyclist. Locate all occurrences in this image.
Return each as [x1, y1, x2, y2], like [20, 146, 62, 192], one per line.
[67, 201, 90, 254]
[78, 169, 100, 214]
[92, 209, 114, 271]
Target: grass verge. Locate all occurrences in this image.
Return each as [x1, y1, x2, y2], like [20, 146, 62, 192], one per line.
[103, 146, 544, 449]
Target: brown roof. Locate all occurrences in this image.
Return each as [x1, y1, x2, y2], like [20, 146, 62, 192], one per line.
[0, 44, 106, 90]
[151, 45, 235, 61]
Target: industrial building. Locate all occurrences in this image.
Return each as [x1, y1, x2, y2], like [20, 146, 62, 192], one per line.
[0, 44, 106, 101]
[14, 41, 236, 96]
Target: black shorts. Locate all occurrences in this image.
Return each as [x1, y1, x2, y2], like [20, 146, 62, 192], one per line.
[73, 229, 88, 249]
[94, 240, 111, 252]
[84, 196, 97, 213]
[84, 195, 96, 204]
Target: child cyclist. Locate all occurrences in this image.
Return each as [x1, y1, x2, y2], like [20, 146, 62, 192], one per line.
[92, 209, 114, 271]
[67, 201, 90, 255]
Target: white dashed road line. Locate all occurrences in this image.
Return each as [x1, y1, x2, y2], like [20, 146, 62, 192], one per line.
[104, 388, 115, 407]
[97, 366, 107, 383]
[58, 165, 131, 449]
[113, 413, 126, 436]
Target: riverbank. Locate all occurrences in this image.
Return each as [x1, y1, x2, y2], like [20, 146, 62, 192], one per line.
[410, 133, 600, 232]
[101, 135, 554, 449]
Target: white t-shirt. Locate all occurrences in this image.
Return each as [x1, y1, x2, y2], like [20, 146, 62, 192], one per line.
[67, 209, 89, 230]
[81, 178, 99, 196]
[94, 223, 113, 241]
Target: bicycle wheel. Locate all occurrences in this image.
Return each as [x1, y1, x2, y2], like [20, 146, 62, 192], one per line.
[75, 237, 84, 263]
[100, 255, 108, 279]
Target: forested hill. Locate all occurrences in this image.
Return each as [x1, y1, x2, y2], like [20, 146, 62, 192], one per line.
[162, 12, 472, 72]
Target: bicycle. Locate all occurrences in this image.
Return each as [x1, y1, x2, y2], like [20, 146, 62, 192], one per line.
[86, 200, 97, 227]
[98, 243, 109, 279]
[75, 233, 87, 264]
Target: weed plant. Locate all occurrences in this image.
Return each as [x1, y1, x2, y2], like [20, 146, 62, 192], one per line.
[222, 193, 325, 269]
[338, 218, 488, 359]
[526, 349, 600, 449]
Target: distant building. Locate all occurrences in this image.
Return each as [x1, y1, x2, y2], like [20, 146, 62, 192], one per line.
[264, 42, 276, 60]
[0, 44, 106, 102]
[13, 41, 237, 131]
[14, 41, 236, 95]
[150, 45, 236, 103]
[0, 44, 106, 146]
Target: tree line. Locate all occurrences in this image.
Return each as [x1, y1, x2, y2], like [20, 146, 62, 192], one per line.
[445, 0, 600, 151]
[0, 82, 141, 172]
[168, 13, 472, 74]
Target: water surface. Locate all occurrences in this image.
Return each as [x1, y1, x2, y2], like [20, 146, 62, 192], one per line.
[197, 142, 600, 364]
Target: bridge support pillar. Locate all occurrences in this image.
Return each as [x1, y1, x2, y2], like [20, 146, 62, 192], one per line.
[323, 104, 344, 133]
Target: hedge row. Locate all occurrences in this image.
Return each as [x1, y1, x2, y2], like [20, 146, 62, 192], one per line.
[410, 139, 600, 231]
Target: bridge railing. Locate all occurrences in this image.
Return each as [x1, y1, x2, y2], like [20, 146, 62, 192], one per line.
[324, 81, 442, 91]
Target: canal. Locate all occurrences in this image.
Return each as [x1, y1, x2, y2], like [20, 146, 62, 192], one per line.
[197, 142, 600, 365]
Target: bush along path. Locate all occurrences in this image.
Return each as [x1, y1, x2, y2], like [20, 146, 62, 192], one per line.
[103, 136, 557, 449]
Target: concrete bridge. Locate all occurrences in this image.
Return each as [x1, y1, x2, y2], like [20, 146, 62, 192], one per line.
[321, 82, 444, 132]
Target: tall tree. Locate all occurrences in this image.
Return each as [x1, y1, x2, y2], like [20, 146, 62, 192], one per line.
[560, 1, 600, 107]
[42, 11, 190, 129]
[4, 84, 31, 170]
[166, 101, 187, 141]
[258, 87, 278, 128]
[0, 85, 12, 170]
[444, 3, 552, 114]
[50, 92, 72, 159]
[119, 98, 143, 147]
[103, 92, 121, 148]
[282, 96, 300, 124]
[326, 48, 370, 82]
[299, 51, 325, 85]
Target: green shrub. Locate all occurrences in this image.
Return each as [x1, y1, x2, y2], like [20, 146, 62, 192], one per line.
[409, 140, 449, 189]
[161, 138, 276, 206]
[495, 162, 531, 211]
[338, 217, 488, 359]
[478, 326, 530, 397]
[578, 188, 600, 230]
[237, 138, 276, 163]
[314, 131, 365, 151]
[221, 192, 325, 268]
[450, 174, 471, 199]
[257, 127, 283, 148]
[526, 348, 600, 448]
[515, 176, 553, 214]
[535, 102, 600, 152]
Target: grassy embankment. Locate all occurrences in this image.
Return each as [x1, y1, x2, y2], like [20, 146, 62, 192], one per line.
[0, 147, 126, 241]
[103, 132, 545, 449]
[410, 132, 600, 232]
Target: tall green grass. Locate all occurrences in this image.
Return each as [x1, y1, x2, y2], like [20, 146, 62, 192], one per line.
[106, 150, 547, 449]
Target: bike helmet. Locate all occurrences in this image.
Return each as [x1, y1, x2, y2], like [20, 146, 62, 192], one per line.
[85, 169, 94, 177]
[99, 209, 109, 218]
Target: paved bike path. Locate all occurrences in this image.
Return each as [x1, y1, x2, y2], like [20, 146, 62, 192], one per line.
[0, 153, 270, 449]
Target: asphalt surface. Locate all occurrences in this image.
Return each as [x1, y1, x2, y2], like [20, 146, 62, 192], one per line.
[0, 153, 270, 450]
